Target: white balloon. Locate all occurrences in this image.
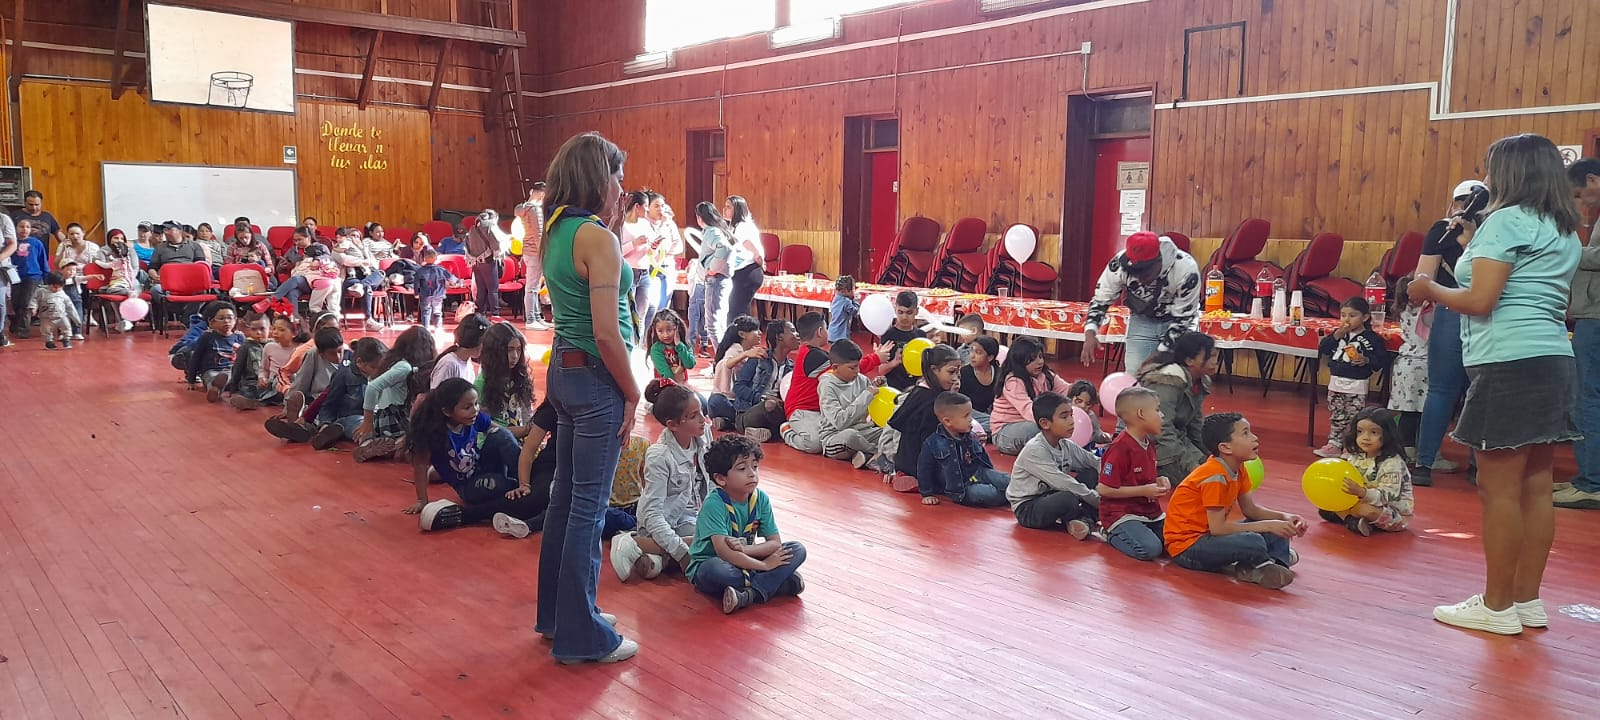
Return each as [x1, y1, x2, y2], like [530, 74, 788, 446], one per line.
[1003, 224, 1037, 263]
[860, 294, 895, 335]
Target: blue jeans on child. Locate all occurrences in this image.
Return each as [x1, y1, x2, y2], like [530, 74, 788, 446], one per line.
[952, 467, 1011, 508]
[1106, 519, 1167, 561]
[1572, 319, 1600, 493]
[705, 393, 736, 423]
[535, 338, 627, 662]
[692, 541, 808, 603]
[687, 282, 707, 347]
[1172, 532, 1293, 573]
[1417, 307, 1468, 467]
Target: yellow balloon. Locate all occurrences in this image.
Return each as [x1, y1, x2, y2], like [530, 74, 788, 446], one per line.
[1301, 458, 1363, 512]
[902, 337, 936, 377]
[540, 347, 552, 365]
[867, 386, 901, 427]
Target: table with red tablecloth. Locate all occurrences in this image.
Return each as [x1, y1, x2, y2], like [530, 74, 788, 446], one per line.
[677, 274, 1404, 444]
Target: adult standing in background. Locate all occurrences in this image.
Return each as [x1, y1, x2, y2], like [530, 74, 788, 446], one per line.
[619, 191, 657, 331]
[693, 201, 736, 355]
[463, 209, 505, 316]
[723, 195, 765, 319]
[55, 223, 100, 270]
[1557, 157, 1600, 510]
[12, 190, 63, 253]
[535, 131, 640, 665]
[1080, 231, 1202, 373]
[1411, 179, 1488, 486]
[516, 181, 548, 329]
[1410, 134, 1581, 636]
[644, 191, 682, 332]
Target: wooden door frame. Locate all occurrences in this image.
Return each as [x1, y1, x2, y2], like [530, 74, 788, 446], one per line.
[841, 115, 897, 281]
[1059, 84, 1155, 301]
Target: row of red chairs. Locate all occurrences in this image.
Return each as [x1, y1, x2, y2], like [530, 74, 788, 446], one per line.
[875, 216, 1058, 299]
[1206, 217, 1423, 317]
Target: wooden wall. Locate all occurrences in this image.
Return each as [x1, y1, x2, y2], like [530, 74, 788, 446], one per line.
[20, 82, 435, 236]
[3, 0, 520, 227]
[526, 0, 1600, 287]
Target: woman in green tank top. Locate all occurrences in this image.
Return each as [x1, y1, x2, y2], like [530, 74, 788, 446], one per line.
[532, 132, 642, 665]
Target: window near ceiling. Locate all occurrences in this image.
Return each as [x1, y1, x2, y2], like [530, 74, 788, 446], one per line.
[789, 1, 923, 24]
[642, 0, 779, 53]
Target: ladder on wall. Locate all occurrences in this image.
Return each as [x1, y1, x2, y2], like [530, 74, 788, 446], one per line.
[482, 0, 529, 198]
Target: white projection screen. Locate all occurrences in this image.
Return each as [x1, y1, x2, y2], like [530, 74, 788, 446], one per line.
[101, 163, 298, 239]
[146, 4, 296, 114]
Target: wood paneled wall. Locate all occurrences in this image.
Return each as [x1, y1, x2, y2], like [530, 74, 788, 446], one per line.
[527, 0, 1600, 291]
[19, 82, 434, 237]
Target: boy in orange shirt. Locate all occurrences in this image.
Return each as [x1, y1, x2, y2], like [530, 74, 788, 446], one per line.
[1164, 412, 1308, 589]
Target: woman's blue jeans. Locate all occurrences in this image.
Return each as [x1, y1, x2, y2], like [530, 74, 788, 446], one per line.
[1417, 306, 1468, 467]
[535, 337, 627, 661]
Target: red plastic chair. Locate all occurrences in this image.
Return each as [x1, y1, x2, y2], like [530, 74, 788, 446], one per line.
[1283, 232, 1358, 317]
[875, 216, 943, 286]
[421, 221, 454, 246]
[463, 215, 481, 231]
[1162, 231, 1192, 254]
[1205, 218, 1279, 312]
[776, 245, 815, 275]
[266, 226, 296, 256]
[759, 233, 781, 274]
[219, 263, 272, 306]
[930, 217, 988, 290]
[379, 258, 415, 323]
[156, 263, 217, 336]
[984, 224, 1038, 296]
[497, 256, 525, 318]
[1378, 230, 1424, 285]
[438, 254, 474, 305]
[1016, 262, 1059, 299]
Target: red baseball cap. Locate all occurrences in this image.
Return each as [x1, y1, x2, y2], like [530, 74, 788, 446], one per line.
[1123, 231, 1161, 266]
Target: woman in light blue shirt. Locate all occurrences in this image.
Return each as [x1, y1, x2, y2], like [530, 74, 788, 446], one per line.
[1411, 134, 1582, 636]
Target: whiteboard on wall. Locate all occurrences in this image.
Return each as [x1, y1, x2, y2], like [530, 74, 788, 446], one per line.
[101, 163, 298, 236]
[146, 3, 296, 114]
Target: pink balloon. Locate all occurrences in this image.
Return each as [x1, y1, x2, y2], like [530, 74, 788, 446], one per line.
[119, 297, 150, 322]
[1070, 406, 1095, 447]
[1099, 372, 1137, 409]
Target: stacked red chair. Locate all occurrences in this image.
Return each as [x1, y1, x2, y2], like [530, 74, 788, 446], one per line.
[1377, 230, 1424, 293]
[874, 216, 943, 286]
[1283, 232, 1358, 318]
[1204, 217, 1279, 312]
[984, 224, 1034, 296]
[929, 217, 989, 291]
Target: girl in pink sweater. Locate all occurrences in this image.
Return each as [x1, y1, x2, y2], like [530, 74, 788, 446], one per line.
[991, 336, 1071, 455]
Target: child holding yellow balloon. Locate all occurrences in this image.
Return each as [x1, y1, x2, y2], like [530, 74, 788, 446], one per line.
[818, 339, 897, 473]
[877, 290, 928, 390]
[1316, 407, 1415, 536]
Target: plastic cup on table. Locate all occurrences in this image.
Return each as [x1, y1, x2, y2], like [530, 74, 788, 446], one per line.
[997, 287, 1011, 298]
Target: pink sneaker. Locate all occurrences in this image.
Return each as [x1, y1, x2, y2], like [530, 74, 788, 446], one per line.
[1313, 442, 1343, 458]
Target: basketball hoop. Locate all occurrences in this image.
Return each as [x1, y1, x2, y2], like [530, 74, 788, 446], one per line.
[207, 71, 255, 108]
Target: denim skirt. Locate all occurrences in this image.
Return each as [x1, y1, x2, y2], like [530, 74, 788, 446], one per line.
[1452, 355, 1582, 451]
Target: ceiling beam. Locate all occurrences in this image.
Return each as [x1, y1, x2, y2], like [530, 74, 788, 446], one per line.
[355, 30, 383, 110]
[109, 0, 133, 99]
[157, 0, 525, 48]
[9, 0, 29, 101]
[426, 39, 452, 116]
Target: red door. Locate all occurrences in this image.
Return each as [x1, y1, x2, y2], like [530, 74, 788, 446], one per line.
[1089, 137, 1153, 281]
[867, 150, 899, 279]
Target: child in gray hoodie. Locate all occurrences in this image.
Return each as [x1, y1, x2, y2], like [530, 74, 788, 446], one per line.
[818, 339, 895, 473]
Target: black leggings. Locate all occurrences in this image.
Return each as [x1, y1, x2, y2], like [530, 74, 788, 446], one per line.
[450, 426, 552, 528]
[727, 264, 764, 320]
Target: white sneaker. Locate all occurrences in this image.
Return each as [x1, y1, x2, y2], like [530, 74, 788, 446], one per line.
[1514, 599, 1549, 628]
[1432, 457, 1463, 473]
[419, 499, 463, 532]
[1313, 443, 1343, 458]
[71, 333, 85, 341]
[492, 512, 530, 539]
[1553, 485, 1600, 509]
[1067, 519, 1091, 540]
[851, 451, 870, 469]
[364, 320, 384, 332]
[609, 532, 644, 582]
[1433, 594, 1522, 635]
[119, 320, 133, 332]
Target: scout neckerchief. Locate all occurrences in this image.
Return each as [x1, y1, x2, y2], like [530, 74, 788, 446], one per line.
[545, 205, 640, 344]
[715, 487, 761, 587]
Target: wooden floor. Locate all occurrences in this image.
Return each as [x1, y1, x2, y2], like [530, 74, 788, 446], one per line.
[1, 325, 1597, 720]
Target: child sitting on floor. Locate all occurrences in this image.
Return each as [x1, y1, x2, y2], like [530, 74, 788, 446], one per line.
[1007, 391, 1102, 538]
[991, 336, 1072, 455]
[877, 290, 926, 390]
[918, 392, 1010, 507]
[687, 435, 808, 615]
[186, 302, 243, 402]
[278, 326, 345, 423]
[1321, 407, 1415, 536]
[234, 314, 298, 410]
[611, 384, 712, 582]
[476, 323, 535, 437]
[267, 335, 373, 446]
[225, 312, 270, 408]
[954, 312, 1005, 366]
[1096, 387, 1172, 560]
[733, 319, 797, 443]
[887, 343, 963, 492]
[705, 315, 763, 428]
[818, 338, 895, 473]
[648, 308, 697, 385]
[960, 335, 1003, 434]
[405, 378, 543, 538]
[782, 311, 862, 454]
[355, 325, 437, 462]
[1166, 413, 1308, 589]
[1066, 379, 1113, 445]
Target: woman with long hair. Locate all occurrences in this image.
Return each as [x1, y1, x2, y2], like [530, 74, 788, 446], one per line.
[534, 132, 640, 664]
[619, 190, 656, 338]
[722, 195, 765, 318]
[643, 192, 682, 333]
[1410, 134, 1583, 635]
[404, 378, 548, 538]
[694, 201, 736, 352]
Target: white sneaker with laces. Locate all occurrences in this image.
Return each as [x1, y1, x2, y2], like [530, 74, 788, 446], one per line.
[641, 554, 665, 580]
[1514, 599, 1549, 628]
[492, 512, 531, 539]
[609, 532, 644, 582]
[1433, 594, 1522, 635]
[1432, 457, 1463, 473]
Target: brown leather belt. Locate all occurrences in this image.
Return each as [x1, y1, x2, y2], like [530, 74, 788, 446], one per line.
[558, 349, 591, 368]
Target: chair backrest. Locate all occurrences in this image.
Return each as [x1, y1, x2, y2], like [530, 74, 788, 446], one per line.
[898, 216, 943, 252]
[82, 262, 109, 291]
[499, 256, 521, 283]
[1209, 217, 1271, 270]
[421, 220, 454, 245]
[438, 254, 471, 280]
[219, 263, 268, 293]
[777, 244, 814, 275]
[1162, 231, 1191, 254]
[760, 233, 781, 263]
[944, 217, 988, 255]
[1383, 230, 1424, 280]
[266, 226, 296, 256]
[1290, 232, 1344, 287]
[463, 215, 481, 230]
[158, 262, 213, 294]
